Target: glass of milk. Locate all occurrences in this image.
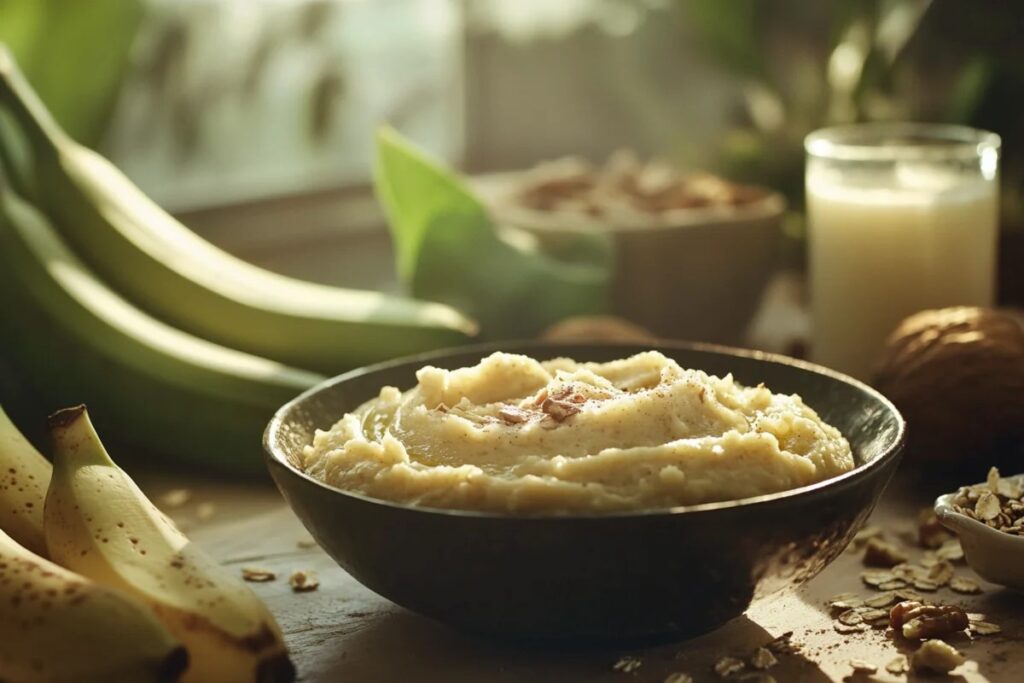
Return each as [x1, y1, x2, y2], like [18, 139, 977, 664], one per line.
[805, 123, 1000, 379]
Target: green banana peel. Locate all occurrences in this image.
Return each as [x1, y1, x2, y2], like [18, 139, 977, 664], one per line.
[374, 125, 613, 339]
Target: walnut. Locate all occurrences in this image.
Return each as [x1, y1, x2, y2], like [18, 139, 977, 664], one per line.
[890, 601, 968, 640]
[911, 639, 965, 674]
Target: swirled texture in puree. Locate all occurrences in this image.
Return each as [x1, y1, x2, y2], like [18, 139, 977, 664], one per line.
[303, 351, 854, 514]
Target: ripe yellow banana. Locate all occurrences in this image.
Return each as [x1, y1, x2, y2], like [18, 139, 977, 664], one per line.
[0, 180, 324, 472]
[0, 405, 50, 556]
[45, 406, 295, 683]
[0, 526, 188, 683]
[0, 47, 476, 375]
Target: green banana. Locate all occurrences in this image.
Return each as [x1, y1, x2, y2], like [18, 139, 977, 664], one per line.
[45, 406, 295, 683]
[0, 405, 51, 556]
[0, 180, 324, 472]
[0, 46, 477, 376]
[0, 526, 188, 683]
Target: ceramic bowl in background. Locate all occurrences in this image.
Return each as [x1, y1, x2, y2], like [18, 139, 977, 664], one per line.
[475, 174, 786, 346]
[935, 475, 1024, 591]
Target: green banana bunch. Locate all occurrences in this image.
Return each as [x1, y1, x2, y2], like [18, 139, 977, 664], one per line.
[0, 405, 50, 556]
[45, 406, 295, 683]
[0, 45, 477, 376]
[0, 179, 325, 472]
[0, 526, 188, 683]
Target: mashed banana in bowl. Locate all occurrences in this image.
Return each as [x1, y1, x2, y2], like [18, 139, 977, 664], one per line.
[302, 351, 854, 514]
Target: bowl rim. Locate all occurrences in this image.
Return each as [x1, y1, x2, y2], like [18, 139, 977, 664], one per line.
[264, 339, 905, 521]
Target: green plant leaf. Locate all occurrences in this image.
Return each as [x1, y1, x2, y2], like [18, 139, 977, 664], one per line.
[0, 0, 141, 145]
[374, 126, 611, 338]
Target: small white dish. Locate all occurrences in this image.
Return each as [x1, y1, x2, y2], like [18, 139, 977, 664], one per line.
[935, 474, 1024, 591]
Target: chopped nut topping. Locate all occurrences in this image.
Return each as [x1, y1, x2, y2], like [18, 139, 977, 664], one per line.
[863, 537, 908, 567]
[612, 656, 642, 673]
[497, 405, 532, 424]
[288, 569, 320, 592]
[912, 639, 965, 674]
[540, 397, 581, 423]
[890, 601, 968, 640]
[749, 647, 777, 670]
[713, 656, 745, 678]
[241, 567, 276, 582]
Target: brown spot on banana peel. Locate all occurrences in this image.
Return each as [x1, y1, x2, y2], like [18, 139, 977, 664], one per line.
[46, 405, 87, 431]
[155, 605, 294, 682]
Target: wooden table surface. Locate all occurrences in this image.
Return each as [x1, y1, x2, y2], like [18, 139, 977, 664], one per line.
[140, 472, 1021, 683]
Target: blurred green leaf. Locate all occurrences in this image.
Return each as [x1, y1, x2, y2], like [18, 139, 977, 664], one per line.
[374, 126, 611, 338]
[685, 0, 765, 81]
[0, 0, 141, 145]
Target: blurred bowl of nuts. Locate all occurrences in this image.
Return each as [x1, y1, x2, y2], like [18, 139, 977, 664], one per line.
[934, 467, 1024, 591]
[475, 151, 786, 346]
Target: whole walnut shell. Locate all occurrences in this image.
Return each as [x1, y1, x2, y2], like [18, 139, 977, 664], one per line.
[873, 307, 1024, 466]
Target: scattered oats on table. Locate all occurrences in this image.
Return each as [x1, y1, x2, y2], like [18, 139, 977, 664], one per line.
[970, 620, 1002, 636]
[713, 656, 745, 678]
[863, 591, 898, 608]
[749, 647, 777, 670]
[296, 535, 319, 549]
[241, 566, 276, 582]
[663, 673, 693, 683]
[848, 659, 877, 674]
[195, 502, 216, 521]
[612, 656, 642, 673]
[160, 488, 191, 508]
[936, 538, 964, 562]
[949, 575, 982, 594]
[288, 569, 320, 592]
[885, 655, 909, 675]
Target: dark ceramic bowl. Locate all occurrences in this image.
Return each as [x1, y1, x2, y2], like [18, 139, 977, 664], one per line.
[264, 341, 904, 642]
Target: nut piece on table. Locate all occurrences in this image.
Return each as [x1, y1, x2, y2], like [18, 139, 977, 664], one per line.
[912, 639, 965, 674]
[288, 569, 320, 593]
[713, 656, 745, 678]
[918, 508, 953, 549]
[863, 537, 908, 567]
[240, 566, 277, 582]
[749, 647, 777, 670]
[885, 655, 909, 675]
[890, 601, 968, 640]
